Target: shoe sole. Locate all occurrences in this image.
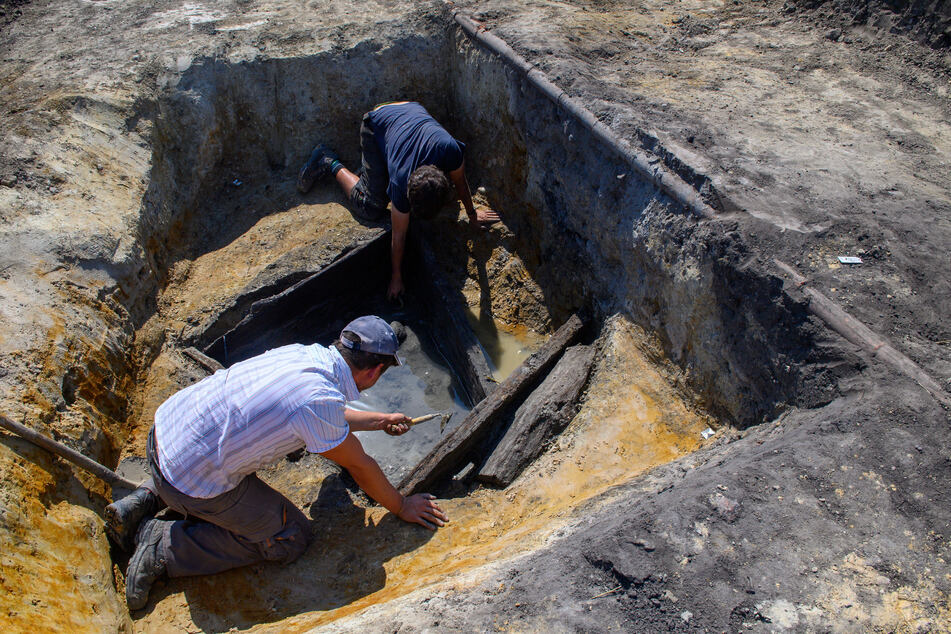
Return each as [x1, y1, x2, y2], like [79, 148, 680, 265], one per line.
[297, 166, 317, 193]
[297, 145, 338, 194]
[125, 520, 165, 611]
[125, 541, 152, 610]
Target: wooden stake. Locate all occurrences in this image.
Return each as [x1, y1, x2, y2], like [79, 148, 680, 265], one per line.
[0, 414, 140, 490]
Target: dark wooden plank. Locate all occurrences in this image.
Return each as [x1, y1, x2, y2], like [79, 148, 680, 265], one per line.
[405, 228, 496, 406]
[477, 344, 596, 488]
[398, 313, 583, 495]
[203, 232, 390, 364]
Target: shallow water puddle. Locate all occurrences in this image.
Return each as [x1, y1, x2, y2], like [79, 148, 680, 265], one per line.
[353, 308, 545, 482]
[464, 306, 547, 381]
[351, 320, 470, 483]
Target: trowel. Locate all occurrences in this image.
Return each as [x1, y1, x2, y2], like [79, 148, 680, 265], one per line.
[408, 411, 454, 433]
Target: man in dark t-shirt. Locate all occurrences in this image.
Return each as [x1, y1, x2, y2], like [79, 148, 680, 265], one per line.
[297, 101, 499, 300]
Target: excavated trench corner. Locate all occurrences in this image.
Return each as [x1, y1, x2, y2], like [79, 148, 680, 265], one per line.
[84, 12, 821, 629]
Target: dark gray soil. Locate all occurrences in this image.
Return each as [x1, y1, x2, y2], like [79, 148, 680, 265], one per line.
[328, 1, 951, 630]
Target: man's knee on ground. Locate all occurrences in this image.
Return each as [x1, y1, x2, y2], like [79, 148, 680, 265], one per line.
[349, 179, 388, 221]
[259, 511, 312, 564]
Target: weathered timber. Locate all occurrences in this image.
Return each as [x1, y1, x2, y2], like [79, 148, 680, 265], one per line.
[203, 232, 390, 365]
[183, 346, 225, 373]
[477, 344, 596, 487]
[398, 313, 583, 495]
[405, 227, 496, 405]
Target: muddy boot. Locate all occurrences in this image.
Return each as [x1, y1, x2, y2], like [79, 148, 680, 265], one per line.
[105, 486, 161, 552]
[125, 518, 169, 611]
[297, 144, 340, 193]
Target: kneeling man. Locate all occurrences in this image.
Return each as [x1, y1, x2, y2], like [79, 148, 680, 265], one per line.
[106, 315, 448, 610]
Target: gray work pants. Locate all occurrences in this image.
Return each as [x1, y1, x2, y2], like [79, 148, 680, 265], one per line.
[146, 427, 312, 577]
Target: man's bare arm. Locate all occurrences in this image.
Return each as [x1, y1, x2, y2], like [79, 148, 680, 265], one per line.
[321, 433, 449, 529]
[389, 206, 410, 300]
[345, 408, 410, 435]
[449, 161, 499, 225]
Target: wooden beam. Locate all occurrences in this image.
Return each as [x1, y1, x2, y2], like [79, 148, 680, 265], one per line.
[398, 313, 583, 495]
[0, 414, 140, 490]
[477, 344, 596, 488]
[203, 233, 390, 364]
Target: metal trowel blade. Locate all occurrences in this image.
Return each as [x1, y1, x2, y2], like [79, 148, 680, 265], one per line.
[440, 411, 453, 433]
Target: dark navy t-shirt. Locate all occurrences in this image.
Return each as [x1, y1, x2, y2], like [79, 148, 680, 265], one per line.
[368, 102, 465, 214]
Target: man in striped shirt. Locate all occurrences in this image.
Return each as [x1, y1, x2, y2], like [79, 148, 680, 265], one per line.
[107, 315, 449, 610]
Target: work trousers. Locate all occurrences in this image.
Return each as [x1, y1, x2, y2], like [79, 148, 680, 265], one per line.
[348, 112, 390, 221]
[145, 427, 312, 577]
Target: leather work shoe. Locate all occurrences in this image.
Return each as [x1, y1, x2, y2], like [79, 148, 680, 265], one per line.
[125, 518, 168, 611]
[297, 144, 339, 193]
[105, 486, 161, 552]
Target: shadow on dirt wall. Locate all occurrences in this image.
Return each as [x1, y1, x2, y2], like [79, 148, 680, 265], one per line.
[137, 37, 451, 294]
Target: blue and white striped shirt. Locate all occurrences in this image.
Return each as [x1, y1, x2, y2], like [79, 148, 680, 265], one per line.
[154, 343, 359, 498]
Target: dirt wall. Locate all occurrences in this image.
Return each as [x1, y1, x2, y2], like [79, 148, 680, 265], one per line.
[139, 33, 451, 307]
[447, 28, 846, 426]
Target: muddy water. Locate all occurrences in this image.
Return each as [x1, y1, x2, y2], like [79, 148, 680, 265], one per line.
[352, 308, 545, 482]
[464, 306, 547, 381]
[351, 321, 469, 483]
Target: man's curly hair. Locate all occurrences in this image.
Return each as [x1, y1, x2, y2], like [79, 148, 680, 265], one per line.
[407, 165, 452, 219]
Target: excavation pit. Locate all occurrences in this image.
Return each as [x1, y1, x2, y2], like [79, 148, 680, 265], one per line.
[122, 20, 805, 628]
[5, 9, 831, 631]
[199, 229, 550, 484]
[5, 1, 951, 631]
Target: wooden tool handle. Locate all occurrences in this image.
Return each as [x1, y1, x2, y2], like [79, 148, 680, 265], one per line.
[409, 413, 440, 426]
[0, 414, 140, 489]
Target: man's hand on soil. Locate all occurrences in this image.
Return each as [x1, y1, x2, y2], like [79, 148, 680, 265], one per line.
[387, 277, 405, 301]
[398, 493, 449, 530]
[471, 207, 500, 227]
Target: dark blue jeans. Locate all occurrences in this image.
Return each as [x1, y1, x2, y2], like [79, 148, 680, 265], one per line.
[348, 112, 390, 221]
[146, 427, 312, 577]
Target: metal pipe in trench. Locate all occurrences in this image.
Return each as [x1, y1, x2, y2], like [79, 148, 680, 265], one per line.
[449, 6, 717, 221]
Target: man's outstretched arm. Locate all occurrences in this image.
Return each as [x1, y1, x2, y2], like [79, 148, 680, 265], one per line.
[321, 433, 449, 530]
[345, 408, 410, 435]
[449, 161, 499, 225]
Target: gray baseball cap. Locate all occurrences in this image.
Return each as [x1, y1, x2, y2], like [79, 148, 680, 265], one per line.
[339, 315, 402, 365]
